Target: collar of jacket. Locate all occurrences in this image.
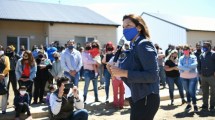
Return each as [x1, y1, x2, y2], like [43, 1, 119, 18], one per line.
[130, 35, 147, 49]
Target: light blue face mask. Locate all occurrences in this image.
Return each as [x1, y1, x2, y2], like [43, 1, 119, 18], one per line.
[123, 27, 139, 41]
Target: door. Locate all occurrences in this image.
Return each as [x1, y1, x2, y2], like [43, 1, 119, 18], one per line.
[18, 37, 29, 52]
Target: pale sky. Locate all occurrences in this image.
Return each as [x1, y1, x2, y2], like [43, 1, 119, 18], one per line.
[22, 0, 215, 40]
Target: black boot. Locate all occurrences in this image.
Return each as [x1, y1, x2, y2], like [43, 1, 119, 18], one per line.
[83, 95, 86, 104]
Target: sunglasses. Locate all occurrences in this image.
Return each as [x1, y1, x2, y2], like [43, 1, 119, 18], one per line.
[23, 55, 28, 57]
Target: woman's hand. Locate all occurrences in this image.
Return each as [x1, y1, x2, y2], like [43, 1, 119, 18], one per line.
[109, 65, 128, 78]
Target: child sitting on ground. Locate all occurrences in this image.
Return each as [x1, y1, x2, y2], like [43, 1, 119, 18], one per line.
[14, 86, 32, 120]
[46, 84, 56, 106]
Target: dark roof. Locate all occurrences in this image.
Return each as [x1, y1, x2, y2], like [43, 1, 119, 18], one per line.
[0, 0, 119, 26]
[141, 12, 215, 32]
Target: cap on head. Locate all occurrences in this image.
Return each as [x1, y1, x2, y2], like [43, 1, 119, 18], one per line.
[8, 45, 15, 51]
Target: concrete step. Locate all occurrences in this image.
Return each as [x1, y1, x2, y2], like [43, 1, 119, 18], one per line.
[0, 88, 185, 120]
[0, 104, 49, 120]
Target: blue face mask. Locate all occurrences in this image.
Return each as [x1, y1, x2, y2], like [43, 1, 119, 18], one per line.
[202, 46, 209, 52]
[68, 45, 74, 50]
[123, 27, 139, 41]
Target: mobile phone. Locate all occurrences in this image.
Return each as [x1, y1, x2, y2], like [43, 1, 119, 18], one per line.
[64, 83, 73, 89]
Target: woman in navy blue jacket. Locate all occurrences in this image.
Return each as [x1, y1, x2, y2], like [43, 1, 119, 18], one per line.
[109, 14, 160, 120]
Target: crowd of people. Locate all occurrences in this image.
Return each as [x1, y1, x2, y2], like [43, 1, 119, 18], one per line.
[0, 14, 215, 120]
[156, 42, 215, 113]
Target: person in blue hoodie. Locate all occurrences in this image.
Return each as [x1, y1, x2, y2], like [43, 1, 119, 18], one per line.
[109, 14, 160, 120]
[14, 86, 32, 120]
[47, 43, 57, 63]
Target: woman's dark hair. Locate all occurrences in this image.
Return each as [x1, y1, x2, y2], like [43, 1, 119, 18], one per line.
[123, 14, 150, 39]
[21, 50, 36, 67]
[56, 77, 69, 87]
[203, 41, 212, 49]
[91, 40, 100, 49]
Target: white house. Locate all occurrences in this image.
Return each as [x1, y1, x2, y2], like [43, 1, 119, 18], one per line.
[141, 12, 215, 50]
[0, 0, 119, 53]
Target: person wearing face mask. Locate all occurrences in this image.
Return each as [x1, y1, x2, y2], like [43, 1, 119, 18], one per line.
[14, 86, 32, 120]
[0, 45, 10, 114]
[61, 40, 82, 87]
[49, 77, 88, 120]
[47, 43, 57, 63]
[108, 14, 160, 120]
[194, 43, 203, 95]
[198, 42, 215, 112]
[88, 40, 101, 78]
[50, 52, 64, 82]
[15, 51, 37, 104]
[5, 45, 20, 96]
[18, 45, 26, 57]
[102, 42, 114, 103]
[154, 43, 166, 89]
[164, 50, 186, 106]
[33, 50, 52, 104]
[178, 45, 198, 112]
[82, 42, 100, 103]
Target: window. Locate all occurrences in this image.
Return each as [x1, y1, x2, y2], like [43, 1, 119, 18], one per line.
[74, 36, 96, 47]
[87, 37, 95, 42]
[7, 36, 30, 53]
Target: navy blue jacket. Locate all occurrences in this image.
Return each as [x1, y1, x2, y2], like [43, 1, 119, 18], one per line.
[198, 51, 215, 76]
[120, 36, 160, 103]
[13, 92, 30, 106]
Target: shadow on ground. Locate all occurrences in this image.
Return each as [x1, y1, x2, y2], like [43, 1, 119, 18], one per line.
[174, 109, 215, 118]
[160, 104, 181, 111]
[85, 102, 130, 116]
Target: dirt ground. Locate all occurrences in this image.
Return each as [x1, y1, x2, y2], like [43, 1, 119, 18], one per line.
[4, 80, 215, 120]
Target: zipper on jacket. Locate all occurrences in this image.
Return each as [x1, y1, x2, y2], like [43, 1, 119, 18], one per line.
[145, 96, 147, 106]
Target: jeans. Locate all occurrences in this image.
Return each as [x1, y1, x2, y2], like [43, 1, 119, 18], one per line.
[159, 66, 166, 87]
[68, 109, 88, 120]
[181, 77, 198, 104]
[104, 69, 111, 100]
[98, 64, 104, 86]
[166, 77, 185, 101]
[83, 70, 98, 101]
[64, 71, 80, 87]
